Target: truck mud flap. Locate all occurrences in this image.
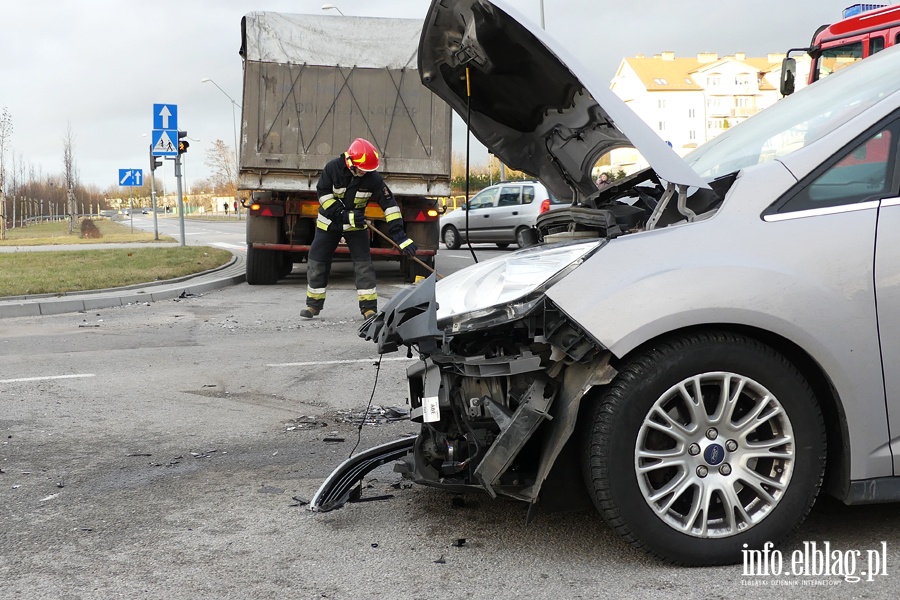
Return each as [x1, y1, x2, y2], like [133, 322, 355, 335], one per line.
[310, 435, 417, 512]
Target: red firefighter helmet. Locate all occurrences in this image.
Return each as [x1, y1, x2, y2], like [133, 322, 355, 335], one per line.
[345, 138, 380, 172]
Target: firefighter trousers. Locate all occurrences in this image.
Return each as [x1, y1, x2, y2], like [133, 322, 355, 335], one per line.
[305, 228, 377, 314]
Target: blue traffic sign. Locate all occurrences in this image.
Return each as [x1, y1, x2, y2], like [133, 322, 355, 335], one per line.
[118, 169, 143, 187]
[153, 103, 178, 130]
[151, 129, 179, 157]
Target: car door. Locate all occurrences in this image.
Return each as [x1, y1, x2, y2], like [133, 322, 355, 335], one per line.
[871, 120, 900, 474]
[764, 121, 898, 481]
[488, 184, 524, 241]
[461, 186, 499, 242]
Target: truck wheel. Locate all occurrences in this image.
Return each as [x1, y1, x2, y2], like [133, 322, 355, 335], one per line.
[278, 253, 293, 279]
[581, 331, 826, 566]
[442, 226, 461, 250]
[404, 255, 435, 283]
[246, 246, 280, 285]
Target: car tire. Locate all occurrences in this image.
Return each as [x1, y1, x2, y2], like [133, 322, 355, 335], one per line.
[516, 226, 537, 248]
[495, 243, 510, 249]
[442, 226, 461, 250]
[581, 331, 826, 566]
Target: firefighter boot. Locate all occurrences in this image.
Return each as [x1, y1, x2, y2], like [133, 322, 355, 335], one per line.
[300, 306, 319, 319]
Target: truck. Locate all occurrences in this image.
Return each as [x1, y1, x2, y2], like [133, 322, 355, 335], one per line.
[237, 12, 452, 284]
[781, 3, 900, 95]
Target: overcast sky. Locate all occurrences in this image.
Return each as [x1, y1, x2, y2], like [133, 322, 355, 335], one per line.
[0, 0, 864, 191]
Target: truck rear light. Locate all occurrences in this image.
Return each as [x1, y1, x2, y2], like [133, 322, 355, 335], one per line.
[427, 209, 439, 218]
[540, 199, 551, 214]
[249, 203, 284, 217]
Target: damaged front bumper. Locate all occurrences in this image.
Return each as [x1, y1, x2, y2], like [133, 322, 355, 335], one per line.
[312, 272, 617, 513]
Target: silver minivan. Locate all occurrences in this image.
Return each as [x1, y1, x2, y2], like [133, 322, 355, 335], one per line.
[439, 180, 569, 249]
[329, 0, 900, 567]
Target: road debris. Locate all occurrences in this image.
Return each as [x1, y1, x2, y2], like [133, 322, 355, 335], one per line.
[284, 416, 327, 431]
[336, 405, 409, 426]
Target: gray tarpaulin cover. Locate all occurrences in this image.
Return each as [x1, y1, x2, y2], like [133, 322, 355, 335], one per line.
[242, 12, 421, 69]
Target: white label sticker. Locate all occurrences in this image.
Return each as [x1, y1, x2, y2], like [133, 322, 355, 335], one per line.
[422, 396, 441, 422]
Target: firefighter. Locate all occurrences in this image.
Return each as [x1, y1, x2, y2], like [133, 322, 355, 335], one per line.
[301, 138, 417, 320]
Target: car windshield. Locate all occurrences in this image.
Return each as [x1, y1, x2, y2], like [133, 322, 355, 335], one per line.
[684, 45, 900, 180]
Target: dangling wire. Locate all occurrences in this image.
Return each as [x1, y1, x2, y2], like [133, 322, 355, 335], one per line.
[350, 353, 384, 458]
[464, 66, 478, 264]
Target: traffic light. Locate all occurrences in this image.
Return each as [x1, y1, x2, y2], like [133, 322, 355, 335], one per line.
[149, 144, 163, 171]
[178, 130, 189, 154]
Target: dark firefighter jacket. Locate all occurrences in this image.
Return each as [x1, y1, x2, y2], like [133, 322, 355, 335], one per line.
[315, 155, 404, 234]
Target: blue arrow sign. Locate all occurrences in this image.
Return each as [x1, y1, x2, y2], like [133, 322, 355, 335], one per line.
[118, 169, 144, 187]
[153, 103, 178, 130]
[151, 129, 179, 157]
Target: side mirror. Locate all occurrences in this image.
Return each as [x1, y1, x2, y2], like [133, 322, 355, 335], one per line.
[780, 57, 797, 97]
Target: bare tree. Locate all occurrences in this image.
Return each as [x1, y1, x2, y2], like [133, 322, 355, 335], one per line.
[204, 139, 238, 207]
[62, 122, 78, 233]
[0, 107, 12, 239]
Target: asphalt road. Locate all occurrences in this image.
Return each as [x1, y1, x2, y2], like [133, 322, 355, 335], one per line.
[3, 232, 899, 598]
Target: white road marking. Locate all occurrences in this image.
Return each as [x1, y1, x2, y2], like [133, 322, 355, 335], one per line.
[0, 374, 96, 384]
[211, 242, 246, 250]
[438, 254, 475, 261]
[267, 357, 412, 367]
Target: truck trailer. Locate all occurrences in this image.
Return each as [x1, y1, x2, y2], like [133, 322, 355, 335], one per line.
[238, 12, 452, 284]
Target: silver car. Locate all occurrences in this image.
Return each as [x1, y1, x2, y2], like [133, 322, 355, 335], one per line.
[440, 180, 569, 249]
[322, 0, 900, 566]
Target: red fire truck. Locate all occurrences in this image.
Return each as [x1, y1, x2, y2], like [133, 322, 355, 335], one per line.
[782, 4, 900, 94]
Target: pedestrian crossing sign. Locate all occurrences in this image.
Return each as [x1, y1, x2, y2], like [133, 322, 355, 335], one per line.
[152, 129, 178, 157]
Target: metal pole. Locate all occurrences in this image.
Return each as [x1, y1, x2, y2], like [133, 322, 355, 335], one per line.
[231, 100, 240, 219]
[175, 154, 186, 247]
[129, 186, 133, 232]
[149, 143, 159, 240]
[540, 0, 545, 29]
[150, 170, 159, 240]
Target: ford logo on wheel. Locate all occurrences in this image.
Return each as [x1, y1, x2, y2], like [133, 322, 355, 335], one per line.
[704, 444, 725, 466]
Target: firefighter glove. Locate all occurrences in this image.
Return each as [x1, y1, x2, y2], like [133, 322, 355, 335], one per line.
[390, 228, 417, 255]
[322, 202, 343, 222]
[342, 208, 366, 228]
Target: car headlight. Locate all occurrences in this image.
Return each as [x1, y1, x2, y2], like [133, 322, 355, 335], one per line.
[436, 240, 604, 331]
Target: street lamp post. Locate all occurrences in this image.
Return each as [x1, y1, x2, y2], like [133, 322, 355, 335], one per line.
[201, 77, 241, 217]
[321, 4, 345, 16]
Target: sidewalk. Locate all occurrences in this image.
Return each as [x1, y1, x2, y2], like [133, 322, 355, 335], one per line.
[0, 245, 246, 319]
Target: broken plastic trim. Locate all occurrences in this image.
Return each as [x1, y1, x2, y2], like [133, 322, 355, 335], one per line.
[310, 435, 417, 512]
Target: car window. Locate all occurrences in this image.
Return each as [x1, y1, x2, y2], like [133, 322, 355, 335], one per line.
[522, 186, 535, 204]
[778, 126, 896, 213]
[468, 187, 498, 210]
[497, 186, 521, 207]
[816, 41, 864, 81]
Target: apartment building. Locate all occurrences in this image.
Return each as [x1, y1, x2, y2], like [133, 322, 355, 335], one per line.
[602, 51, 811, 175]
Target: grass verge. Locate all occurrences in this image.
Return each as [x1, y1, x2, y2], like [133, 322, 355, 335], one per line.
[0, 246, 234, 297]
[0, 219, 176, 246]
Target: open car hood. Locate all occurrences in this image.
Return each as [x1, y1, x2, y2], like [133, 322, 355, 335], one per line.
[418, 0, 709, 200]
